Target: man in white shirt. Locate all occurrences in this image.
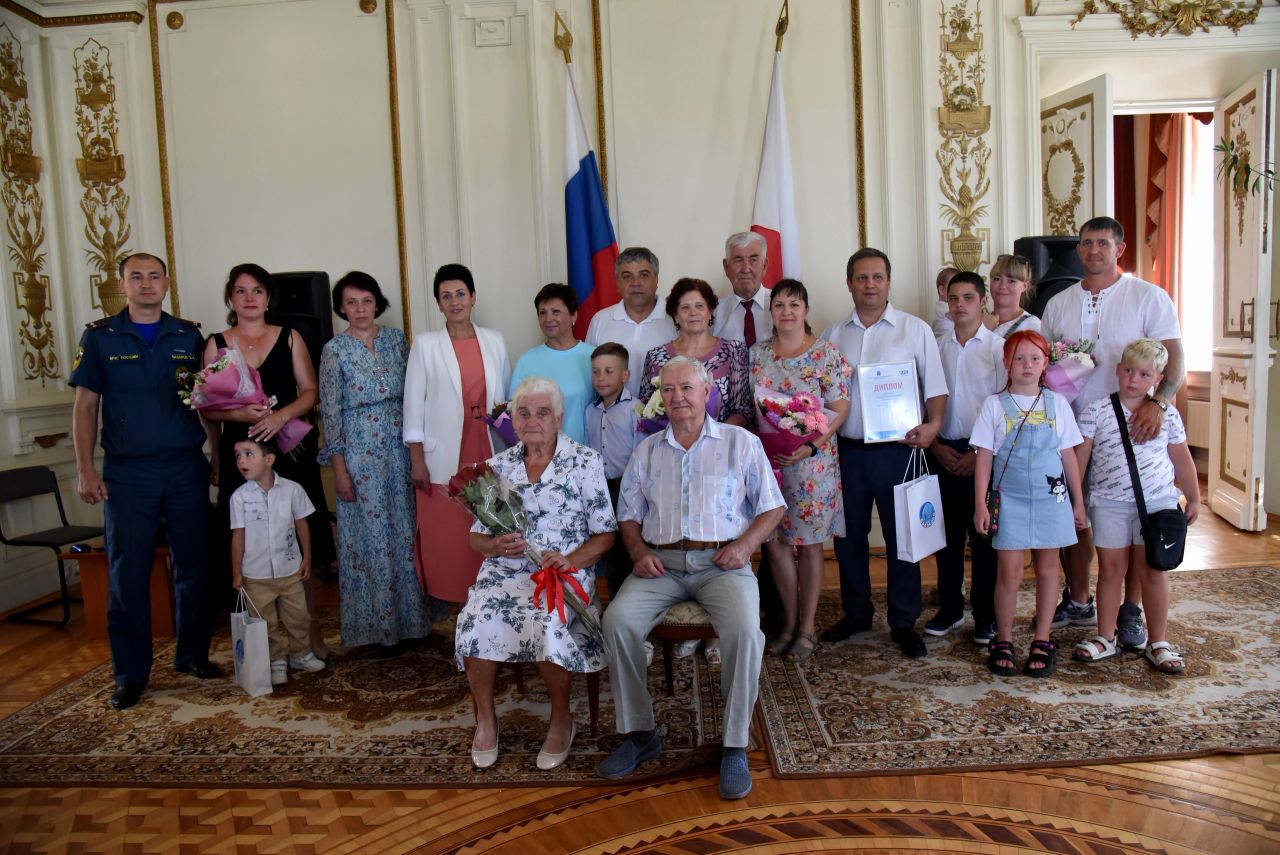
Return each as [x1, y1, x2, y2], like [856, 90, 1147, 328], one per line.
[598, 356, 784, 800]
[585, 247, 677, 397]
[1040, 216, 1184, 645]
[819, 248, 949, 659]
[713, 231, 772, 347]
[927, 271, 1005, 645]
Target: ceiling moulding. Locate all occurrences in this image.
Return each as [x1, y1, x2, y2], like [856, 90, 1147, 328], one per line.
[0, 0, 145, 27]
[1029, 1, 1272, 39]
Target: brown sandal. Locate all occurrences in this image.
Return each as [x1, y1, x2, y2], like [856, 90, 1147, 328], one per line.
[783, 632, 819, 663]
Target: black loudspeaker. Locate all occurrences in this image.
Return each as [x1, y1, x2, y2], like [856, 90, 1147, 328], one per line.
[1013, 235, 1084, 318]
[267, 271, 333, 373]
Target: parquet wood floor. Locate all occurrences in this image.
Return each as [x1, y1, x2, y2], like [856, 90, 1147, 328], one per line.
[1, 507, 1278, 854]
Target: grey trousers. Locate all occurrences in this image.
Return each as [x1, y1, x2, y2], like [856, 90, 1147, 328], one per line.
[602, 547, 763, 747]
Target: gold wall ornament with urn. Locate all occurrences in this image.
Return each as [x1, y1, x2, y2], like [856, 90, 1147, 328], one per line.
[937, 0, 991, 272]
[73, 37, 132, 316]
[1070, 0, 1263, 39]
[0, 24, 58, 385]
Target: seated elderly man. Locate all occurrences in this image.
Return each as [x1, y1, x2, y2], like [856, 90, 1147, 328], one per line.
[598, 356, 784, 799]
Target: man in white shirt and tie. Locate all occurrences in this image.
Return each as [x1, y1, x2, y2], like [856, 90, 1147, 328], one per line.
[713, 232, 772, 347]
[820, 248, 949, 659]
[598, 356, 784, 800]
[585, 246, 677, 397]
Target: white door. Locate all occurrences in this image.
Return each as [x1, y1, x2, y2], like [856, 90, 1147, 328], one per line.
[1209, 70, 1275, 531]
[1039, 75, 1113, 235]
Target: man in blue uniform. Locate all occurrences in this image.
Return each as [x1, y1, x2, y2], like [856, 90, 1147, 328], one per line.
[71, 252, 222, 710]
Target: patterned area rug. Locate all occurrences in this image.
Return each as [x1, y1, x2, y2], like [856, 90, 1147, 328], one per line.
[762, 566, 1280, 777]
[0, 627, 727, 787]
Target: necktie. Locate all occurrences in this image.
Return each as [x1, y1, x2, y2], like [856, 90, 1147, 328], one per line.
[742, 301, 756, 347]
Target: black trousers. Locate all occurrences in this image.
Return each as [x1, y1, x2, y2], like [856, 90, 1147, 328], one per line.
[929, 438, 996, 626]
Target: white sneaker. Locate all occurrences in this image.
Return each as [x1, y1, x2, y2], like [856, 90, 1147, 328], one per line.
[673, 640, 699, 659]
[289, 652, 326, 673]
[270, 660, 288, 685]
[643, 640, 655, 667]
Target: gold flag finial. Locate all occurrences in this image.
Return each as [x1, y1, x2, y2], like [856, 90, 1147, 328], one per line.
[775, 0, 789, 52]
[554, 11, 573, 64]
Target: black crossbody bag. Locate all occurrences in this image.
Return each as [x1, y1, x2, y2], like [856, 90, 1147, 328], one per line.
[1111, 393, 1187, 570]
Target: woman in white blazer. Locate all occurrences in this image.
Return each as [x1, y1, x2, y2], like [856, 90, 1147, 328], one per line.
[403, 263, 510, 602]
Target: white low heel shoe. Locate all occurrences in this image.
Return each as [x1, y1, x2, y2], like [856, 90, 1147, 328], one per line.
[536, 721, 576, 771]
[471, 724, 499, 770]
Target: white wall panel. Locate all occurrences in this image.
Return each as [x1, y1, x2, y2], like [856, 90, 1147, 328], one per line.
[157, 0, 401, 332]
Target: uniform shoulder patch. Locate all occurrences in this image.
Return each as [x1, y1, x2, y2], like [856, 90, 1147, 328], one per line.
[85, 316, 112, 330]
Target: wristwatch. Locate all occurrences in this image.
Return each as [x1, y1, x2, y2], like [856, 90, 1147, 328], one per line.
[1152, 397, 1170, 413]
[804, 441, 819, 456]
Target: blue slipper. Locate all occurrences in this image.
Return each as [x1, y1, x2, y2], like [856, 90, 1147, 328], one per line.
[596, 730, 663, 779]
[718, 748, 752, 799]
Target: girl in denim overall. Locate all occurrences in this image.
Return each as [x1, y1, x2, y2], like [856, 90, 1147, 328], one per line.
[973, 331, 1086, 678]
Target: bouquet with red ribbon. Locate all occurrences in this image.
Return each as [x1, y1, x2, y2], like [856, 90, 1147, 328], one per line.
[448, 462, 605, 648]
[177, 347, 312, 453]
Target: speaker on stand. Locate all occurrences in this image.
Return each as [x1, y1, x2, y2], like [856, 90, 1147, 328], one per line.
[1013, 235, 1084, 318]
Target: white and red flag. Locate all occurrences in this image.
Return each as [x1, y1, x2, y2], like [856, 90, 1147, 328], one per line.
[750, 51, 800, 288]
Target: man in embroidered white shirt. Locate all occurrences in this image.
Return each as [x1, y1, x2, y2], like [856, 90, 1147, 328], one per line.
[597, 356, 784, 800]
[819, 248, 949, 659]
[585, 246, 677, 397]
[1040, 216, 1184, 647]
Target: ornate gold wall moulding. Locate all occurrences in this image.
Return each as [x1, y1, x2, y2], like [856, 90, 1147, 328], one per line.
[850, 0, 866, 247]
[32, 431, 66, 449]
[0, 0, 143, 29]
[0, 24, 58, 385]
[146, 0, 179, 314]
[937, 0, 991, 272]
[1218, 366, 1249, 385]
[1071, 0, 1263, 39]
[1040, 105, 1088, 236]
[165, 11, 183, 30]
[74, 37, 133, 317]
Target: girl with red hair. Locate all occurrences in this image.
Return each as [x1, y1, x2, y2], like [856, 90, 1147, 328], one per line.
[970, 330, 1086, 678]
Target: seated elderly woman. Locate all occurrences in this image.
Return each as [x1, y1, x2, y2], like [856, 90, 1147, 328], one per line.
[456, 376, 617, 772]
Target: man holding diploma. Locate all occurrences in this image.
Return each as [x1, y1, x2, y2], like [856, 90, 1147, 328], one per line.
[819, 248, 948, 658]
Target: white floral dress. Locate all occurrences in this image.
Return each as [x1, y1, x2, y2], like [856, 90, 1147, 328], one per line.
[454, 434, 616, 672]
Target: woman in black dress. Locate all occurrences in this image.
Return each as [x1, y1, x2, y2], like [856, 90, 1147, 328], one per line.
[203, 263, 335, 653]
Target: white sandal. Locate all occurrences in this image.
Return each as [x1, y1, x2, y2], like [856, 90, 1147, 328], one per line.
[1072, 634, 1118, 663]
[1145, 640, 1185, 674]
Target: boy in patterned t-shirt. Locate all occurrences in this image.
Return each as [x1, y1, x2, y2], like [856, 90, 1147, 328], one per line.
[1072, 339, 1200, 674]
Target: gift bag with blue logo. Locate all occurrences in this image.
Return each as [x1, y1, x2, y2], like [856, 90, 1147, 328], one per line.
[893, 448, 946, 563]
[230, 589, 273, 697]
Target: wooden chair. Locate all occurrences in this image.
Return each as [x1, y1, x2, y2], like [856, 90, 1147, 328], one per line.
[0, 466, 103, 626]
[648, 601, 717, 697]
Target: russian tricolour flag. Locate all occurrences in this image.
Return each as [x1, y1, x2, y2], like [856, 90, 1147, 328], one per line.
[564, 63, 619, 339]
[750, 52, 800, 288]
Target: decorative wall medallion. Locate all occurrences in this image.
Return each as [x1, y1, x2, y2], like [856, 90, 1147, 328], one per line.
[1040, 107, 1088, 236]
[0, 25, 58, 385]
[1071, 0, 1263, 39]
[73, 37, 132, 316]
[165, 11, 184, 31]
[358, 0, 377, 13]
[936, 0, 991, 272]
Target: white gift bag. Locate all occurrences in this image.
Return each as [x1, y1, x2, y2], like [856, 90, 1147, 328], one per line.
[231, 589, 273, 697]
[893, 448, 946, 563]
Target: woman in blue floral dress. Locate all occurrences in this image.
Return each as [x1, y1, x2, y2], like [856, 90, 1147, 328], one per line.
[749, 279, 852, 663]
[318, 272, 436, 650]
[456, 377, 616, 771]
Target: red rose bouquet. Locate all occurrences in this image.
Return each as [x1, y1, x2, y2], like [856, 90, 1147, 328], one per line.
[448, 462, 604, 647]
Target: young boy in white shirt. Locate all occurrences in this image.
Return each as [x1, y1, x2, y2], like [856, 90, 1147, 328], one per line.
[1072, 339, 1200, 673]
[584, 343, 639, 598]
[230, 437, 325, 685]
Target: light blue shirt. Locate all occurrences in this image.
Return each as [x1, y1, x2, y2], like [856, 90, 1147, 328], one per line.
[584, 389, 638, 480]
[617, 417, 785, 544]
[509, 342, 595, 443]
